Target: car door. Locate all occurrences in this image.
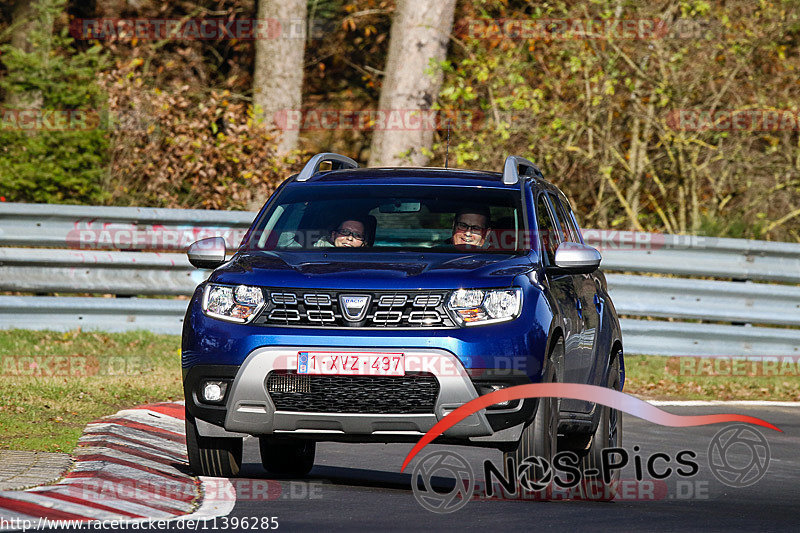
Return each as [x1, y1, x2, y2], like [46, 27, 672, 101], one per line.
[549, 192, 601, 414]
[553, 195, 599, 360]
[536, 193, 582, 382]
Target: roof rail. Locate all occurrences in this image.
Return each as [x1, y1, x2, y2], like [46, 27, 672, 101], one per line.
[502, 155, 540, 185]
[296, 152, 359, 182]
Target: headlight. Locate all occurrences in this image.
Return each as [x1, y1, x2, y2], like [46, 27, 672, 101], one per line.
[202, 284, 265, 323]
[483, 289, 522, 319]
[447, 288, 522, 326]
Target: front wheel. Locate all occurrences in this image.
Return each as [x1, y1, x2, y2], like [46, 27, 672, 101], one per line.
[578, 354, 623, 501]
[503, 347, 560, 494]
[185, 412, 242, 477]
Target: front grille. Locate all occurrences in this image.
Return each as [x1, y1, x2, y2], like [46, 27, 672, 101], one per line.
[265, 371, 440, 414]
[252, 289, 457, 328]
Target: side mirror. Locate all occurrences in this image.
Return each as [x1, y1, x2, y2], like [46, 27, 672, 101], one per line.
[550, 242, 601, 274]
[187, 237, 227, 269]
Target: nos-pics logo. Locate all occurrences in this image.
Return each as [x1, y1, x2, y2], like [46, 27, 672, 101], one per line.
[707, 424, 770, 488]
[411, 451, 474, 513]
[411, 425, 770, 513]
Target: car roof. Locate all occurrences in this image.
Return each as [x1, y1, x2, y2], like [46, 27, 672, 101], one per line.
[292, 167, 527, 189]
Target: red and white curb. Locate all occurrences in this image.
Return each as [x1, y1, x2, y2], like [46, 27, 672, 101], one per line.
[0, 402, 234, 529]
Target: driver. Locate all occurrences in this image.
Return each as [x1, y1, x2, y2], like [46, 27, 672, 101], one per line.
[451, 206, 491, 248]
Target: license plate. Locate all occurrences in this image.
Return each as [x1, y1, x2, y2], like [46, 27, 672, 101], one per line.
[297, 351, 404, 376]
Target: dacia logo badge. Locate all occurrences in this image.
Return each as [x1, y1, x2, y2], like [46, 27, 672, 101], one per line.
[339, 294, 371, 322]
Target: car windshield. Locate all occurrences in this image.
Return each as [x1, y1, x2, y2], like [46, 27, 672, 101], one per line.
[246, 184, 529, 253]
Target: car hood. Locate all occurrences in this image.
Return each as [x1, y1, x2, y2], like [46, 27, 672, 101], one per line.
[209, 251, 534, 290]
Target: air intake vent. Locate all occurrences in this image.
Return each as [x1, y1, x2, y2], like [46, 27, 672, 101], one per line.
[266, 371, 439, 414]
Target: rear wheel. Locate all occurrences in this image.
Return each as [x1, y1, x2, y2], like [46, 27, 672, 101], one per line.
[185, 412, 242, 477]
[259, 437, 316, 477]
[503, 342, 560, 495]
[578, 354, 623, 501]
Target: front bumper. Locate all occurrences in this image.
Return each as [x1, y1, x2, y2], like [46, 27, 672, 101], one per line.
[185, 346, 535, 445]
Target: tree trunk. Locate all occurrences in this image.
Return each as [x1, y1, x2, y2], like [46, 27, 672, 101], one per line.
[368, 0, 456, 167]
[253, 0, 307, 154]
[5, 0, 55, 109]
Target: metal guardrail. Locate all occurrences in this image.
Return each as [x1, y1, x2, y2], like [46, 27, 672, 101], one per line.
[1, 202, 799, 357]
[586, 232, 800, 284]
[0, 248, 203, 295]
[0, 203, 253, 249]
[606, 274, 800, 327]
[620, 319, 800, 357]
[0, 295, 186, 335]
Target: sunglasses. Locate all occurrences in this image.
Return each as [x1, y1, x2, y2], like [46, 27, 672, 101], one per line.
[454, 221, 487, 233]
[335, 228, 366, 241]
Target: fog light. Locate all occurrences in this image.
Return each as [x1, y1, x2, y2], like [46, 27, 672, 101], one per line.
[476, 383, 512, 408]
[201, 380, 228, 403]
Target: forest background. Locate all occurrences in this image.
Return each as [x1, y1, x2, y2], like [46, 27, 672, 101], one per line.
[1, 0, 799, 242]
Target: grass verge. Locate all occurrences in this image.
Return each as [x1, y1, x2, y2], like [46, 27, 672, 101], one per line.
[624, 354, 800, 401]
[0, 329, 182, 453]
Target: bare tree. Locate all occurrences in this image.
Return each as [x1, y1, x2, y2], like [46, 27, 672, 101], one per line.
[368, 0, 456, 167]
[253, 0, 307, 154]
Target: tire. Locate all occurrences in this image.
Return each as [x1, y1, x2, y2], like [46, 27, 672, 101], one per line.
[259, 437, 316, 477]
[185, 412, 242, 477]
[578, 354, 623, 502]
[503, 342, 560, 494]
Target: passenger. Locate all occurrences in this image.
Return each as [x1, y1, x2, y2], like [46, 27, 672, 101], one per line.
[314, 217, 374, 248]
[451, 207, 491, 248]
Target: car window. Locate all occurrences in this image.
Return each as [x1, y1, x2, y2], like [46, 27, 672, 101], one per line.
[249, 184, 526, 253]
[558, 196, 583, 243]
[550, 193, 581, 243]
[536, 194, 562, 265]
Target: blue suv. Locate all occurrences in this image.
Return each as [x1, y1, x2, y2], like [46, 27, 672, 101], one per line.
[182, 153, 624, 487]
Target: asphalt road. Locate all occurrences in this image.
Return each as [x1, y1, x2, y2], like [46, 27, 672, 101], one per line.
[216, 405, 799, 532]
